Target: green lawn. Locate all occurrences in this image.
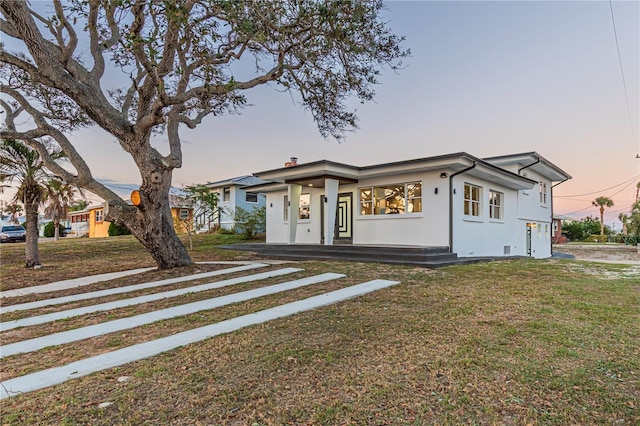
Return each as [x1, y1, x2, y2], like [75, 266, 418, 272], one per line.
[1, 236, 638, 425]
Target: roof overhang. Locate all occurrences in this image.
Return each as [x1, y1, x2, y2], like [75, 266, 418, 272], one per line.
[254, 152, 537, 191]
[484, 152, 572, 182]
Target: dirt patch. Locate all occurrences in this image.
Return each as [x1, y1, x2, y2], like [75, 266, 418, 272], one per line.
[554, 244, 640, 264]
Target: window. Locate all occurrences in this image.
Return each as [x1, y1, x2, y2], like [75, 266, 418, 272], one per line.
[489, 190, 503, 220]
[359, 182, 422, 216]
[539, 182, 547, 204]
[245, 192, 258, 203]
[179, 209, 190, 220]
[299, 193, 310, 220]
[222, 187, 230, 202]
[545, 224, 549, 239]
[283, 194, 311, 221]
[283, 195, 288, 221]
[538, 223, 542, 239]
[95, 209, 103, 222]
[464, 183, 481, 216]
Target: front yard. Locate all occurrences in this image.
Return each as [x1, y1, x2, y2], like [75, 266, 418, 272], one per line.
[1, 236, 638, 425]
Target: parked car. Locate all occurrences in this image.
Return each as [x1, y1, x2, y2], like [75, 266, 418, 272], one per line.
[0, 225, 26, 243]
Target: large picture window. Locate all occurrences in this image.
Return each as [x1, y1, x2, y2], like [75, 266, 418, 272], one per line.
[464, 183, 481, 216]
[489, 190, 503, 220]
[359, 182, 422, 216]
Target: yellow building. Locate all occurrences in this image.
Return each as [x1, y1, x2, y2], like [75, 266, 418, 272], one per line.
[68, 200, 192, 238]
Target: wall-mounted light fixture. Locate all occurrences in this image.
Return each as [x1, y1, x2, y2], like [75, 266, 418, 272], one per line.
[323, 196, 328, 202]
[269, 203, 273, 208]
[434, 188, 438, 194]
[440, 172, 448, 179]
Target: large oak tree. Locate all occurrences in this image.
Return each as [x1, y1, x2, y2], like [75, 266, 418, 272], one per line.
[0, 0, 408, 268]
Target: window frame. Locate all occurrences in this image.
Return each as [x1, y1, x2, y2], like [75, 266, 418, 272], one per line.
[245, 191, 258, 203]
[464, 183, 481, 217]
[359, 181, 422, 217]
[489, 190, 503, 220]
[299, 193, 311, 220]
[539, 182, 547, 204]
[95, 209, 103, 223]
[222, 187, 231, 202]
[179, 208, 190, 220]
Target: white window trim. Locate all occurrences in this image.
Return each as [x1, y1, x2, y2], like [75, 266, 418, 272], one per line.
[463, 183, 482, 217]
[489, 189, 504, 221]
[358, 181, 423, 217]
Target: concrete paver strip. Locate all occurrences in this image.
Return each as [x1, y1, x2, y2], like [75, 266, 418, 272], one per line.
[0, 279, 400, 399]
[1, 268, 155, 298]
[0, 268, 303, 331]
[1, 273, 345, 358]
[1, 263, 268, 314]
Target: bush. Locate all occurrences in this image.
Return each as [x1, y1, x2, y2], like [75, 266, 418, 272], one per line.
[44, 221, 65, 238]
[587, 235, 607, 243]
[233, 206, 266, 238]
[108, 222, 131, 236]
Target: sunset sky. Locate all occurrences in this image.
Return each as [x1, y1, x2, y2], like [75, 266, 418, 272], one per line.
[2, 1, 639, 229]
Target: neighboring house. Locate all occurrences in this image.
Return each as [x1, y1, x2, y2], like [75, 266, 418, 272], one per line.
[68, 199, 192, 238]
[169, 194, 193, 234]
[68, 207, 92, 237]
[252, 152, 571, 259]
[205, 175, 267, 231]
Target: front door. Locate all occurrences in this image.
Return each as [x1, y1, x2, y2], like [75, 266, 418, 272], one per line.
[334, 193, 353, 244]
[320, 192, 353, 244]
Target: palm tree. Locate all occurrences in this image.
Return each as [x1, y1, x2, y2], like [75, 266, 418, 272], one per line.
[592, 196, 614, 236]
[4, 203, 23, 224]
[0, 139, 63, 267]
[43, 180, 78, 241]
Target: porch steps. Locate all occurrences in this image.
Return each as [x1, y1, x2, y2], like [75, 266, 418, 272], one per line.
[220, 244, 475, 268]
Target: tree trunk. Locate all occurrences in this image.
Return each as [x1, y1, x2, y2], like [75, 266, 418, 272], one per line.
[53, 219, 60, 241]
[106, 169, 192, 269]
[24, 198, 40, 268]
[600, 206, 605, 236]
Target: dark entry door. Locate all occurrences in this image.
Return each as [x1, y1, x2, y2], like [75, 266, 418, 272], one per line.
[526, 223, 533, 256]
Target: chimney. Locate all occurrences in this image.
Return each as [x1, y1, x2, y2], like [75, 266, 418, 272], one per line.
[284, 157, 298, 167]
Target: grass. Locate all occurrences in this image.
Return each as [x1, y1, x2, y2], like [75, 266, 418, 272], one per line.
[1, 236, 639, 425]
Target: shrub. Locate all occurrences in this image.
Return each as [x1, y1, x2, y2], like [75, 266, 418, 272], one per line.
[233, 206, 266, 238]
[587, 235, 607, 243]
[108, 222, 131, 236]
[44, 221, 65, 238]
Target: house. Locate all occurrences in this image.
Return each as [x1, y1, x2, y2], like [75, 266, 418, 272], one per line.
[68, 199, 192, 238]
[252, 152, 570, 259]
[169, 194, 193, 234]
[204, 175, 267, 231]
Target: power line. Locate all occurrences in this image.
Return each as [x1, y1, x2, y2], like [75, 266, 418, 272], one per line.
[555, 174, 639, 198]
[609, 0, 638, 150]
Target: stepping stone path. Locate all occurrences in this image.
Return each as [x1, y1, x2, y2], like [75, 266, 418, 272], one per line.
[0, 263, 399, 399]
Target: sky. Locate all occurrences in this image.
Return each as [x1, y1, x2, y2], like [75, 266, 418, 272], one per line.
[2, 1, 639, 230]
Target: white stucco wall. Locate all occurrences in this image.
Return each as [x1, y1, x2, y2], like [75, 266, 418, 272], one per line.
[265, 171, 450, 247]
[452, 176, 523, 257]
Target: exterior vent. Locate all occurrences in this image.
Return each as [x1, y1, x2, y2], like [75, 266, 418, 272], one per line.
[504, 245, 511, 255]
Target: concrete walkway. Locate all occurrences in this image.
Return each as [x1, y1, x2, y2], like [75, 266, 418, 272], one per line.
[2, 263, 268, 314]
[0, 279, 399, 399]
[1, 268, 302, 331]
[1, 268, 155, 298]
[1, 273, 345, 358]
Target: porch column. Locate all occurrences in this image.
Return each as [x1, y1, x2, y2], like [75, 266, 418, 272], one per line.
[288, 184, 301, 244]
[324, 178, 339, 246]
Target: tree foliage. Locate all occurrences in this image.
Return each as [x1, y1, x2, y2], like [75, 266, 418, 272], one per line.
[108, 222, 132, 236]
[0, 138, 64, 266]
[0, 0, 408, 268]
[562, 216, 609, 242]
[592, 196, 614, 236]
[234, 206, 266, 239]
[43, 179, 78, 241]
[43, 220, 65, 238]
